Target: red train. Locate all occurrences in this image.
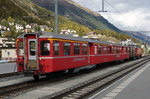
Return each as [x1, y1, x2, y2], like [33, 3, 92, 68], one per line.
[17, 32, 143, 80]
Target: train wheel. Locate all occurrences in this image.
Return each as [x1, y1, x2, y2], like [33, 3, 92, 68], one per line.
[33, 75, 39, 80]
[68, 69, 75, 74]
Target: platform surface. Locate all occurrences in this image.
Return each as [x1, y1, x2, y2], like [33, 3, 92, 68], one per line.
[89, 62, 150, 99]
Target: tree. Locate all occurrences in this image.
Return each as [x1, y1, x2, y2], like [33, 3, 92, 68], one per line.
[1, 19, 9, 27]
[3, 31, 11, 37]
[11, 25, 17, 39]
[34, 26, 41, 31]
[8, 16, 14, 23]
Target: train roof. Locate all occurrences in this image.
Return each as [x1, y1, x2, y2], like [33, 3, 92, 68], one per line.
[17, 31, 128, 47]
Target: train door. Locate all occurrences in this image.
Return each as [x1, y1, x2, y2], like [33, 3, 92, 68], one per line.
[24, 34, 39, 70]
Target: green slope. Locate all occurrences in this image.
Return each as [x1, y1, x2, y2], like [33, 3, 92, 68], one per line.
[30, 0, 122, 33]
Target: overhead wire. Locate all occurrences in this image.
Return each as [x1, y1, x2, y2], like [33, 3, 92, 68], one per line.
[101, 0, 138, 30]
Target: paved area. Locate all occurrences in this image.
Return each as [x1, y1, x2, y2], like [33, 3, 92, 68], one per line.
[0, 63, 17, 74]
[89, 62, 150, 99]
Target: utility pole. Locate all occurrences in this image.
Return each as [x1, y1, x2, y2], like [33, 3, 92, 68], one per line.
[99, 0, 107, 12]
[55, 0, 58, 34]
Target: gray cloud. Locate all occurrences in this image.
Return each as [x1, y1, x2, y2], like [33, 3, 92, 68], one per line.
[73, 0, 150, 31]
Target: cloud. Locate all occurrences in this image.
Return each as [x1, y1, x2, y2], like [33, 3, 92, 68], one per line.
[73, 0, 150, 31]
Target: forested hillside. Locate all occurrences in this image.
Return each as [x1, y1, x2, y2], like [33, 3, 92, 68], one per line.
[31, 0, 122, 33]
[0, 0, 140, 43]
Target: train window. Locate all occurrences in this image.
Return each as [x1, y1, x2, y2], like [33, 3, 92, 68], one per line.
[108, 46, 111, 54]
[124, 48, 126, 53]
[126, 48, 128, 53]
[120, 48, 122, 53]
[29, 41, 36, 56]
[63, 42, 70, 55]
[103, 46, 107, 53]
[98, 45, 102, 54]
[94, 45, 97, 54]
[117, 47, 119, 53]
[82, 44, 87, 55]
[114, 47, 117, 53]
[18, 41, 24, 56]
[53, 41, 59, 56]
[40, 41, 50, 56]
[74, 43, 80, 55]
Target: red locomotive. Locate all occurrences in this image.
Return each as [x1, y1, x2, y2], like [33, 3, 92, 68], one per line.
[17, 32, 143, 80]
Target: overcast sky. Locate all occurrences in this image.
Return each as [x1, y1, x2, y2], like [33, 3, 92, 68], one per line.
[73, 0, 150, 31]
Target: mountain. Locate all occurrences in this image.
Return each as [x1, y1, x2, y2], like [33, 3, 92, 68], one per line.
[30, 0, 122, 33]
[124, 31, 150, 45]
[0, 0, 28, 20]
[0, 0, 93, 36]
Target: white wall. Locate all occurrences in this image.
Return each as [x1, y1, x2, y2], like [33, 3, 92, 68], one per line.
[2, 49, 17, 60]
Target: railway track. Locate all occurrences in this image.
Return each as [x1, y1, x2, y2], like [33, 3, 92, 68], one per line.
[0, 57, 149, 99]
[43, 58, 150, 99]
[0, 64, 106, 98]
[0, 72, 22, 79]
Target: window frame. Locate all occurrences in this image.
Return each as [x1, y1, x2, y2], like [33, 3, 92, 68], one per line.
[40, 40, 50, 56]
[82, 43, 88, 55]
[74, 42, 80, 55]
[63, 41, 71, 56]
[18, 41, 24, 56]
[98, 45, 102, 54]
[53, 40, 60, 56]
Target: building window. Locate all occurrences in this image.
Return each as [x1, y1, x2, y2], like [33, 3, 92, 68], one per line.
[82, 43, 87, 55]
[74, 43, 80, 55]
[40, 41, 50, 56]
[63, 42, 70, 55]
[53, 41, 59, 56]
[18, 41, 24, 56]
[94, 45, 97, 54]
[98, 45, 102, 54]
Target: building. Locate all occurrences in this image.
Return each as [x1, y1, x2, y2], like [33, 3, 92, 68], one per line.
[15, 24, 24, 32]
[25, 24, 31, 29]
[40, 25, 49, 31]
[0, 38, 15, 47]
[1, 47, 17, 61]
[120, 39, 137, 45]
[83, 32, 98, 40]
[60, 29, 78, 37]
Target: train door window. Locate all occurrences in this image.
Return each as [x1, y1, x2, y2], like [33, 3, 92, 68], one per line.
[103, 46, 107, 53]
[63, 42, 70, 55]
[82, 43, 87, 55]
[74, 43, 80, 55]
[18, 41, 24, 56]
[29, 41, 36, 56]
[98, 45, 102, 54]
[94, 45, 97, 54]
[53, 41, 59, 56]
[40, 41, 50, 56]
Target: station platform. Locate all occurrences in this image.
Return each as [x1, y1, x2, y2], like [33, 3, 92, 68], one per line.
[0, 63, 16, 74]
[89, 62, 150, 99]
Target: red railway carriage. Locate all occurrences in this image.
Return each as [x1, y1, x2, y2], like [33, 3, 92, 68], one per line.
[17, 32, 91, 79]
[135, 46, 143, 58]
[17, 32, 131, 80]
